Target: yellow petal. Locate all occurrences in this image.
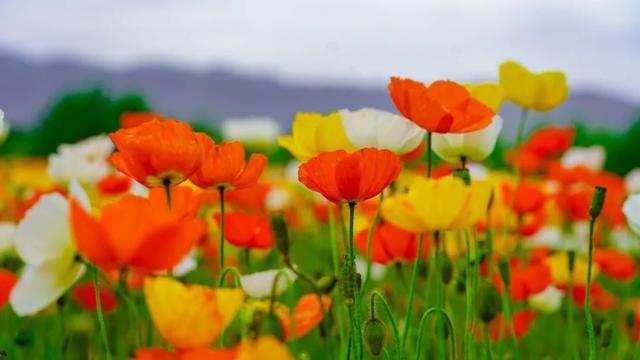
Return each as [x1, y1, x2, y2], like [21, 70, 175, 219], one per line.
[533, 71, 569, 112]
[314, 112, 355, 153]
[450, 180, 493, 229]
[381, 194, 429, 233]
[236, 336, 293, 360]
[464, 82, 505, 112]
[545, 253, 599, 285]
[412, 177, 467, 230]
[499, 61, 538, 110]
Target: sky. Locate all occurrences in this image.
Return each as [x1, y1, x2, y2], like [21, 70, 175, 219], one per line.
[1, 0, 639, 102]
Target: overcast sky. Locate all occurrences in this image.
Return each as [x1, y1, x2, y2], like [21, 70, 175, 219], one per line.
[1, 0, 639, 101]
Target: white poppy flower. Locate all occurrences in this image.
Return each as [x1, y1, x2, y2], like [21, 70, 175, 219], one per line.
[610, 228, 640, 254]
[222, 117, 282, 144]
[240, 269, 296, 298]
[432, 115, 503, 164]
[623, 194, 640, 235]
[166, 250, 198, 277]
[0, 109, 10, 144]
[356, 258, 386, 282]
[266, 186, 291, 211]
[625, 168, 640, 194]
[47, 135, 113, 184]
[526, 225, 587, 253]
[561, 146, 606, 171]
[339, 108, 425, 154]
[529, 285, 564, 314]
[10, 182, 89, 316]
[0, 222, 16, 253]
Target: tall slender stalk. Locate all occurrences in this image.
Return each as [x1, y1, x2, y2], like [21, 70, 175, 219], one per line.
[362, 193, 384, 294]
[328, 204, 347, 355]
[218, 186, 225, 273]
[348, 201, 364, 359]
[92, 268, 112, 360]
[415, 307, 456, 360]
[585, 219, 597, 360]
[501, 284, 519, 360]
[402, 233, 425, 348]
[427, 132, 433, 178]
[371, 291, 402, 359]
[464, 230, 474, 359]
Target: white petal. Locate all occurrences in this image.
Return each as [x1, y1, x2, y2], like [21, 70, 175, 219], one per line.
[0, 222, 16, 253]
[529, 285, 564, 314]
[626, 169, 640, 194]
[68, 179, 90, 210]
[623, 194, 640, 235]
[14, 193, 73, 266]
[240, 269, 296, 298]
[561, 146, 606, 171]
[432, 115, 503, 163]
[10, 259, 85, 316]
[171, 251, 198, 277]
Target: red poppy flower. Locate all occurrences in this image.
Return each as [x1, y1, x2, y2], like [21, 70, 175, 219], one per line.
[555, 184, 592, 221]
[148, 186, 202, 220]
[298, 148, 401, 204]
[569, 283, 618, 310]
[70, 194, 205, 272]
[0, 269, 17, 309]
[190, 139, 267, 191]
[399, 140, 425, 161]
[280, 294, 332, 340]
[593, 248, 637, 281]
[506, 149, 545, 175]
[120, 112, 163, 129]
[494, 261, 551, 301]
[521, 126, 574, 158]
[501, 180, 546, 215]
[132, 347, 236, 360]
[487, 311, 537, 341]
[546, 161, 595, 185]
[97, 173, 132, 196]
[226, 184, 271, 214]
[110, 119, 206, 187]
[72, 282, 118, 313]
[355, 222, 427, 265]
[214, 212, 274, 250]
[388, 77, 494, 133]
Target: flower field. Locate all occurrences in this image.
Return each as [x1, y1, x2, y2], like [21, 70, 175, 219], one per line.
[0, 60, 640, 360]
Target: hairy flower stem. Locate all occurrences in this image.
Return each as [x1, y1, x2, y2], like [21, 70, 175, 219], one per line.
[218, 186, 225, 274]
[402, 233, 425, 349]
[92, 267, 112, 360]
[464, 230, 474, 359]
[348, 201, 364, 359]
[329, 205, 348, 355]
[434, 234, 445, 360]
[427, 132, 433, 178]
[585, 218, 597, 360]
[362, 193, 384, 295]
[415, 307, 456, 360]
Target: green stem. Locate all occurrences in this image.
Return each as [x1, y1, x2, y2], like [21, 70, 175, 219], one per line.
[434, 233, 445, 360]
[415, 307, 456, 360]
[371, 291, 402, 359]
[218, 186, 225, 273]
[163, 179, 172, 209]
[92, 267, 112, 360]
[464, 230, 473, 359]
[502, 284, 519, 360]
[348, 201, 364, 360]
[218, 266, 243, 288]
[329, 204, 348, 356]
[567, 262, 576, 359]
[585, 218, 596, 360]
[362, 193, 384, 295]
[484, 324, 492, 360]
[402, 233, 425, 348]
[427, 132, 433, 178]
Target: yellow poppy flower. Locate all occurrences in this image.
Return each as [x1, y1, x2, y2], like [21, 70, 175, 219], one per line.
[236, 336, 293, 360]
[144, 276, 244, 349]
[464, 82, 505, 112]
[499, 61, 569, 112]
[277, 112, 355, 161]
[544, 252, 599, 286]
[381, 176, 492, 232]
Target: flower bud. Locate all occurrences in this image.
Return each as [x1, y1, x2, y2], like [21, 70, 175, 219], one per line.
[599, 321, 612, 349]
[363, 317, 386, 357]
[270, 213, 290, 257]
[498, 257, 511, 287]
[476, 281, 502, 323]
[316, 275, 337, 294]
[589, 186, 607, 219]
[340, 256, 356, 304]
[440, 253, 454, 285]
[453, 168, 471, 186]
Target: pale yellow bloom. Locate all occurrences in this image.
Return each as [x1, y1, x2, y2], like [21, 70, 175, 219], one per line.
[499, 61, 569, 112]
[464, 82, 505, 112]
[544, 252, 599, 286]
[236, 336, 293, 360]
[277, 112, 355, 161]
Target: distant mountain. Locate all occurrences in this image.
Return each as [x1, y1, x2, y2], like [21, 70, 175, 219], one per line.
[0, 50, 638, 139]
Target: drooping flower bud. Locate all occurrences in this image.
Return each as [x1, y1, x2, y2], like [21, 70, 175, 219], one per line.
[453, 168, 471, 185]
[476, 281, 502, 323]
[589, 186, 607, 219]
[316, 275, 337, 294]
[599, 321, 612, 349]
[498, 256, 511, 287]
[363, 317, 386, 357]
[270, 213, 290, 258]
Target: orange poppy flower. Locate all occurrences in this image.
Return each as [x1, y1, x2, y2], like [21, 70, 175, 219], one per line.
[494, 261, 551, 301]
[546, 161, 595, 185]
[298, 148, 401, 204]
[72, 282, 118, 313]
[0, 269, 17, 309]
[483, 311, 537, 341]
[593, 249, 637, 281]
[190, 139, 267, 191]
[521, 126, 574, 158]
[97, 173, 132, 196]
[279, 294, 332, 340]
[70, 194, 205, 272]
[132, 346, 236, 360]
[226, 184, 272, 214]
[214, 212, 274, 250]
[110, 119, 206, 187]
[568, 282, 618, 311]
[505, 148, 545, 175]
[120, 112, 163, 129]
[148, 186, 202, 220]
[501, 180, 547, 215]
[388, 77, 494, 133]
[354, 222, 427, 265]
